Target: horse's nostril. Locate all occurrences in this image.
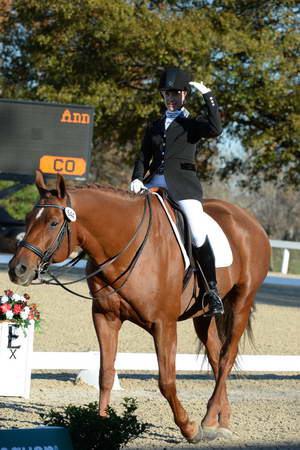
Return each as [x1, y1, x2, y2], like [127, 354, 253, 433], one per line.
[16, 263, 27, 276]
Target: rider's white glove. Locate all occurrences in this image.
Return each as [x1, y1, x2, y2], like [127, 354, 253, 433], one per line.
[129, 179, 145, 194]
[189, 81, 211, 95]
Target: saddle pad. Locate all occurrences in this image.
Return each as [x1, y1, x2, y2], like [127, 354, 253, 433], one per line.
[204, 212, 233, 268]
[152, 191, 233, 269]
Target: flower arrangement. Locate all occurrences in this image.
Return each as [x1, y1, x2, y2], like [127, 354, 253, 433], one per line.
[0, 289, 41, 331]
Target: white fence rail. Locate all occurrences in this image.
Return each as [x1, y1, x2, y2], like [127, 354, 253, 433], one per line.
[270, 240, 300, 275]
[32, 351, 300, 373]
[32, 352, 300, 391]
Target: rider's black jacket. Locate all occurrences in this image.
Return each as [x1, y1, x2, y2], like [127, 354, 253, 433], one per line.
[131, 92, 222, 202]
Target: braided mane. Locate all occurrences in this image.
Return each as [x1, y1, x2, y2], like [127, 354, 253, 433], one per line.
[68, 183, 137, 199]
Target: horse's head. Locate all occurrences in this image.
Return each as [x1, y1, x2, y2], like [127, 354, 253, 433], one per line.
[9, 171, 77, 286]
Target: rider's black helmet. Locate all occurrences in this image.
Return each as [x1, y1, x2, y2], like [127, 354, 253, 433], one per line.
[159, 67, 191, 91]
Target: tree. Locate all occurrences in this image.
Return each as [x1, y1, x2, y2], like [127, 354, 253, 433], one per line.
[0, 0, 299, 187]
[204, 177, 300, 240]
[207, 0, 300, 188]
[0, 0, 12, 93]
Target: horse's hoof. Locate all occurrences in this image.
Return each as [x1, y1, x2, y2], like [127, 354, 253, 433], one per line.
[187, 425, 203, 444]
[202, 426, 219, 440]
[217, 427, 233, 439]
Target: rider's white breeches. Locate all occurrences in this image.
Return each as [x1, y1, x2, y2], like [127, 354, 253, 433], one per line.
[176, 199, 206, 247]
[146, 175, 207, 247]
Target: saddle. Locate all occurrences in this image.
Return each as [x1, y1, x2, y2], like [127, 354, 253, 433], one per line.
[149, 187, 196, 291]
[150, 187, 222, 320]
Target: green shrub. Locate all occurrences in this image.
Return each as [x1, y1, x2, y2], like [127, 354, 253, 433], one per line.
[40, 397, 149, 450]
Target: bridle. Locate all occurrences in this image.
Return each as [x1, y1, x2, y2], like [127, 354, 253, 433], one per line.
[17, 191, 153, 300]
[18, 195, 74, 276]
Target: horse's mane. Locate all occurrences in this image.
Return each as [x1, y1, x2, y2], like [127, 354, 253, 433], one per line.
[68, 183, 137, 200]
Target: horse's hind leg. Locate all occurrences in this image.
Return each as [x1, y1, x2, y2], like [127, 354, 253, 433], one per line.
[193, 316, 231, 437]
[153, 319, 203, 443]
[201, 288, 256, 437]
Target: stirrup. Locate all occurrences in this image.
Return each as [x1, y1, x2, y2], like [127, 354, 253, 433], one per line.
[202, 290, 224, 317]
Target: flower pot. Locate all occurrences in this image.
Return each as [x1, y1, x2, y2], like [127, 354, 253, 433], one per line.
[0, 321, 34, 398]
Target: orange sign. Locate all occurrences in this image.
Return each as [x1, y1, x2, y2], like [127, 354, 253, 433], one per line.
[39, 155, 87, 176]
[60, 109, 91, 124]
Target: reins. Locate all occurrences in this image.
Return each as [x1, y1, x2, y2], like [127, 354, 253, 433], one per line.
[21, 191, 153, 300]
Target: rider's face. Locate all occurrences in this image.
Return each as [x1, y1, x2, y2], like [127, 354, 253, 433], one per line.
[161, 90, 187, 111]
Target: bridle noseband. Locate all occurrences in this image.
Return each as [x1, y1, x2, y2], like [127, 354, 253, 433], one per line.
[18, 198, 74, 274]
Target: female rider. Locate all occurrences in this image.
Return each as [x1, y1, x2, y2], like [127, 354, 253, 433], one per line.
[129, 67, 223, 317]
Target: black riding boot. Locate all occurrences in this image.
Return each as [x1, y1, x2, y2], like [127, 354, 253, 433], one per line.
[193, 237, 224, 317]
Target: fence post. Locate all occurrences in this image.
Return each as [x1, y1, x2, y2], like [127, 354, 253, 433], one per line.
[281, 248, 290, 274]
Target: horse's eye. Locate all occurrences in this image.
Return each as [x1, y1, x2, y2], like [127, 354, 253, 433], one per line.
[50, 221, 59, 228]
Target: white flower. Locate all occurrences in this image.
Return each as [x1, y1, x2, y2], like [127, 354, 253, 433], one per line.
[23, 306, 30, 313]
[12, 294, 23, 301]
[6, 310, 14, 320]
[0, 295, 8, 304]
[20, 310, 29, 320]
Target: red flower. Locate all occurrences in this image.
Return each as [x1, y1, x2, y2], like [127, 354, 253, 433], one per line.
[13, 304, 23, 315]
[0, 303, 11, 313]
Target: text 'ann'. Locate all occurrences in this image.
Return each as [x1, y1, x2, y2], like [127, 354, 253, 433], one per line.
[60, 109, 90, 124]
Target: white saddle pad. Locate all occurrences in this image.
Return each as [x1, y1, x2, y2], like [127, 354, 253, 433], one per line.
[152, 192, 233, 269]
[204, 212, 233, 268]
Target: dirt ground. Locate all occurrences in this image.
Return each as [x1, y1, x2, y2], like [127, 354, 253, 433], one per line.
[0, 267, 299, 449]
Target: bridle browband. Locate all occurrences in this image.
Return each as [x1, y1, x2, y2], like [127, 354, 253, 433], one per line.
[17, 191, 153, 301]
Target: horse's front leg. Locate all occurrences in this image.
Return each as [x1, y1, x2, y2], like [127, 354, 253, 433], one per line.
[92, 302, 122, 416]
[153, 319, 203, 443]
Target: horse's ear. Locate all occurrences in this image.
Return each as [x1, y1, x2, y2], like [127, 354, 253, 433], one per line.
[56, 173, 66, 199]
[35, 170, 48, 196]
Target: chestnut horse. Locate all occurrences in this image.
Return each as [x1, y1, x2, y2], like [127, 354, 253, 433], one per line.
[9, 171, 270, 443]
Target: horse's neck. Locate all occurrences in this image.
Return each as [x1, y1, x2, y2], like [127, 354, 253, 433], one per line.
[72, 188, 143, 259]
